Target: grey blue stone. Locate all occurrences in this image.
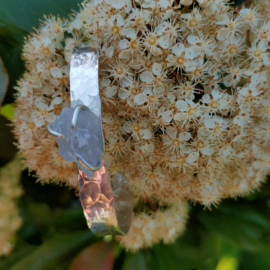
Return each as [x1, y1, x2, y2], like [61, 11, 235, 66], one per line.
[48, 107, 104, 177]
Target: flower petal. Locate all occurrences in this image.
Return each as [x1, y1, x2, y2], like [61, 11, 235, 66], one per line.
[211, 89, 221, 99]
[201, 147, 214, 156]
[172, 43, 185, 56]
[119, 49, 131, 59]
[186, 45, 201, 59]
[202, 94, 210, 103]
[118, 39, 129, 49]
[140, 71, 154, 83]
[161, 110, 173, 123]
[217, 28, 230, 41]
[174, 112, 186, 121]
[121, 29, 136, 39]
[158, 36, 170, 49]
[139, 129, 152, 139]
[175, 100, 188, 111]
[187, 35, 200, 45]
[179, 132, 191, 141]
[117, 14, 125, 26]
[134, 93, 148, 105]
[105, 47, 114, 58]
[187, 152, 199, 163]
[166, 129, 177, 139]
[105, 86, 117, 97]
[223, 74, 233, 87]
[118, 89, 130, 100]
[204, 118, 215, 129]
[152, 63, 162, 76]
[155, 22, 168, 34]
[50, 67, 62, 78]
[180, 0, 193, 6]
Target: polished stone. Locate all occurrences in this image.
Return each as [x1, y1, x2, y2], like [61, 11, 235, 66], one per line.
[48, 107, 104, 177]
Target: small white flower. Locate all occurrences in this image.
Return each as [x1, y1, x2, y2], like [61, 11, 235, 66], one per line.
[248, 41, 270, 66]
[180, 8, 204, 32]
[162, 128, 192, 153]
[170, 151, 199, 173]
[187, 33, 217, 57]
[142, 28, 170, 55]
[141, 165, 165, 189]
[123, 119, 150, 140]
[166, 43, 200, 71]
[194, 140, 214, 156]
[118, 29, 142, 59]
[218, 36, 244, 59]
[174, 99, 201, 125]
[201, 115, 229, 140]
[174, 80, 200, 101]
[223, 64, 246, 87]
[201, 90, 229, 114]
[237, 84, 262, 107]
[128, 8, 151, 29]
[256, 21, 270, 47]
[233, 109, 252, 127]
[240, 8, 260, 29]
[216, 17, 242, 41]
[140, 63, 170, 91]
[103, 14, 126, 42]
[107, 61, 133, 83]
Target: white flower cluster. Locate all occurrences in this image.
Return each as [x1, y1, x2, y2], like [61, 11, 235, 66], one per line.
[116, 200, 189, 250]
[14, 0, 270, 250]
[0, 157, 23, 255]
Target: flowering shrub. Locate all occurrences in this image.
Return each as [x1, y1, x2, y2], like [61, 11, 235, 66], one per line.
[0, 157, 23, 255]
[14, 0, 270, 250]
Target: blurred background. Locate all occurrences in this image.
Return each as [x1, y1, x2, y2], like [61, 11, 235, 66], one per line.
[1, 0, 270, 269]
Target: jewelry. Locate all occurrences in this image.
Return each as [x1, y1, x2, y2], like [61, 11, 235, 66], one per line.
[47, 47, 133, 236]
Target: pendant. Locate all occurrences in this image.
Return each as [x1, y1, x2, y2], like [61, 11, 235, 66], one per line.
[47, 47, 133, 236]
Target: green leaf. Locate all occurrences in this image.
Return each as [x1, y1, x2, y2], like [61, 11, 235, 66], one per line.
[0, 57, 8, 107]
[148, 242, 202, 270]
[0, 245, 36, 270]
[9, 230, 94, 270]
[0, 116, 17, 166]
[197, 200, 270, 252]
[0, 1, 80, 34]
[0, 43, 25, 104]
[0, 104, 14, 119]
[27, 202, 53, 230]
[68, 242, 114, 270]
[122, 252, 149, 270]
[0, 21, 26, 105]
[54, 207, 88, 232]
[216, 256, 238, 270]
[133, 230, 220, 270]
[239, 251, 270, 270]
